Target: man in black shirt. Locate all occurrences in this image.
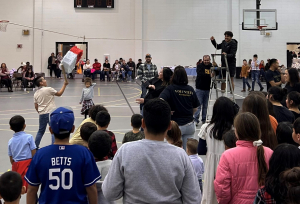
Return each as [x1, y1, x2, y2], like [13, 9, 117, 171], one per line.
[265, 58, 282, 90]
[210, 31, 237, 91]
[194, 55, 212, 125]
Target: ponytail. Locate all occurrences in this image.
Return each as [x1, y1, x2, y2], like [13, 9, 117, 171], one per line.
[268, 86, 286, 102]
[257, 145, 268, 186]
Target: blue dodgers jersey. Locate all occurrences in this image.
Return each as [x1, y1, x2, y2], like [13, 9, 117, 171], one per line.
[25, 145, 101, 204]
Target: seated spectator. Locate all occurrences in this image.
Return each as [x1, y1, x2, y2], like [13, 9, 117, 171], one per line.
[73, 122, 97, 147]
[25, 107, 100, 204]
[83, 59, 93, 80]
[281, 167, 300, 204]
[92, 59, 102, 81]
[0, 171, 26, 204]
[122, 114, 145, 144]
[198, 96, 239, 204]
[276, 122, 298, 146]
[254, 144, 300, 203]
[268, 86, 295, 123]
[286, 91, 300, 119]
[102, 98, 201, 203]
[127, 58, 136, 78]
[23, 67, 35, 91]
[214, 112, 273, 204]
[242, 94, 278, 149]
[223, 130, 237, 150]
[95, 111, 117, 159]
[111, 60, 120, 82]
[120, 60, 129, 82]
[103, 59, 111, 81]
[88, 130, 115, 204]
[186, 138, 204, 193]
[166, 120, 182, 148]
[8, 115, 36, 193]
[70, 105, 107, 145]
[0, 63, 13, 92]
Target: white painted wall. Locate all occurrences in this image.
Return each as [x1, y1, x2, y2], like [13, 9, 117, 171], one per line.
[0, 0, 300, 75]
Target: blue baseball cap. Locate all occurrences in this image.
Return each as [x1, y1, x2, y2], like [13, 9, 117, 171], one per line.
[50, 107, 75, 134]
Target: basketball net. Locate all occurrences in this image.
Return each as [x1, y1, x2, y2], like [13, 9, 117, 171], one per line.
[0, 20, 9, 32]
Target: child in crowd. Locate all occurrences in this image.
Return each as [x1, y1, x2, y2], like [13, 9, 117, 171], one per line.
[73, 122, 97, 147]
[95, 111, 118, 159]
[292, 118, 300, 147]
[25, 107, 100, 204]
[186, 138, 204, 194]
[223, 130, 237, 150]
[286, 91, 300, 120]
[80, 77, 96, 119]
[281, 167, 300, 204]
[8, 115, 36, 192]
[88, 130, 115, 204]
[240, 59, 251, 92]
[276, 122, 298, 146]
[0, 171, 26, 204]
[122, 114, 145, 144]
[166, 121, 183, 148]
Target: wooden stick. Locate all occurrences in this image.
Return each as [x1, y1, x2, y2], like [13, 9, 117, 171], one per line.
[61, 64, 68, 83]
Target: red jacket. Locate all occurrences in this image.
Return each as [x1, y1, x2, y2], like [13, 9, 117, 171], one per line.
[93, 62, 101, 71]
[12, 159, 32, 192]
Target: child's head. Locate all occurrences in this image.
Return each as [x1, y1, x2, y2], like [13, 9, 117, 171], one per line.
[84, 77, 92, 88]
[281, 167, 300, 204]
[292, 118, 300, 145]
[243, 59, 247, 65]
[80, 122, 97, 142]
[286, 91, 300, 109]
[95, 111, 111, 129]
[268, 86, 287, 103]
[166, 121, 182, 147]
[34, 76, 46, 87]
[49, 107, 75, 140]
[0, 171, 25, 203]
[223, 130, 237, 150]
[89, 105, 108, 121]
[88, 130, 112, 160]
[9, 115, 25, 133]
[276, 122, 298, 146]
[131, 114, 143, 129]
[186, 138, 198, 155]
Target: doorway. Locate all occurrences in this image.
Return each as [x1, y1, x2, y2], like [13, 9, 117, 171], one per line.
[56, 42, 88, 60]
[287, 43, 300, 68]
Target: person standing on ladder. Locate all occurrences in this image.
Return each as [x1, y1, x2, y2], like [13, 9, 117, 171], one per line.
[210, 31, 238, 92]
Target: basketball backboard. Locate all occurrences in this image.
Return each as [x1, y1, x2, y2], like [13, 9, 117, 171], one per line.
[242, 9, 277, 30]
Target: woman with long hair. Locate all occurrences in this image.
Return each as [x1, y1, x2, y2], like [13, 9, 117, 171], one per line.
[286, 91, 300, 119]
[254, 144, 300, 203]
[198, 96, 239, 204]
[0, 63, 13, 92]
[214, 112, 273, 204]
[284, 68, 300, 93]
[23, 67, 35, 91]
[242, 94, 278, 149]
[160, 66, 200, 150]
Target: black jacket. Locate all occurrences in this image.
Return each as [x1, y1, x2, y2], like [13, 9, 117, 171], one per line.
[195, 62, 212, 90]
[144, 77, 165, 104]
[211, 39, 238, 68]
[48, 56, 53, 68]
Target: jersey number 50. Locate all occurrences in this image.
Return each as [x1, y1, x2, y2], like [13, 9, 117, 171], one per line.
[49, 168, 73, 190]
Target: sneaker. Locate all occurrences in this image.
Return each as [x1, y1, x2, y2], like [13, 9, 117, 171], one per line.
[24, 88, 26, 91]
[248, 87, 251, 91]
[260, 87, 264, 91]
[241, 89, 246, 92]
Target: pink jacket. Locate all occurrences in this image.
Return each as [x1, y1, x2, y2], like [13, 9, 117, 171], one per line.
[214, 140, 273, 204]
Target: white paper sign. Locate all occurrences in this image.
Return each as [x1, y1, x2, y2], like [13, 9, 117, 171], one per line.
[61, 51, 77, 73]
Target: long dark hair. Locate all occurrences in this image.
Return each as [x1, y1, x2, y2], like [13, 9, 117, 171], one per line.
[171, 66, 188, 85]
[265, 144, 300, 203]
[25, 68, 34, 78]
[242, 94, 278, 150]
[162, 67, 173, 86]
[208, 97, 239, 140]
[234, 112, 268, 186]
[276, 122, 298, 146]
[268, 86, 287, 102]
[287, 68, 300, 87]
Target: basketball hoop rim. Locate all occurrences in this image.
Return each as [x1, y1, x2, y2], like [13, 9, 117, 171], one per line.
[0, 20, 9, 23]
[258, 26, 267, 30]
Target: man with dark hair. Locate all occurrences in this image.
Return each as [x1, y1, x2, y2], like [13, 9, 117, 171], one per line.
[0, 171, 26, 203]
[48, 52, 56, 78]
[265, 59, 282, 90]
[25, 107, 100, 204]
[251, 54, 264, 91]
[102, 98, 201, 203]
[210, 31, 238, 91]
[92, 59, 102, 81]
[34, 76, 68, 149]
[194, 55, 212, 125]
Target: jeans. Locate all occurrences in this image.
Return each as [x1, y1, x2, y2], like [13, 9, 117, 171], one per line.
[50, 64, 56, 77]
[103, 71, 110, 81]
[194, 89, 209, 123]
[56, 69, 61, 78]
[92, 70, 101, 80]
[199, 179, 203, 194]
[121, 71, 126, 81]
[22, 79, 35, 88]
[242, 77, 251, 90]
[179, 121, 195, 150]
[84, 69, 91, 77]
[127, 71, 132, 82]
[35, 113, 55, 148]
[260, 69, 266, 81]
[251, 70, 263, 90]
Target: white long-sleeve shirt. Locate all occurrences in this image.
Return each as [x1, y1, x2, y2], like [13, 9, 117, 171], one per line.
[80, 83, 96, 103]
[83, 64, 93, 70]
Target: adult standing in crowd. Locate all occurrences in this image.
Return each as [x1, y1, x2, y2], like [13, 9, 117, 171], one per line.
[48, 53, 56, 78]
[194, 55, 212, 126]
[284, 68, 300, 93]
[137, 54, 158, 98]
[160, 66, 200, 150]
[251, 54, 264, 91]
[287, 50, 293, 67]
[121, 60, 129, 82]
[103, 59, 111, 81]
[265, 59, 271, 71]
[56, 52, 63, 79]
[127, 58, 136, 79]
[136, 59, 142, 77]
[210, 31, 238, 91]
[92, 59, 101, 81]
[0, 63, 13, 92]
[292, 51, 297, 58]
[266, 58, 282, 91]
